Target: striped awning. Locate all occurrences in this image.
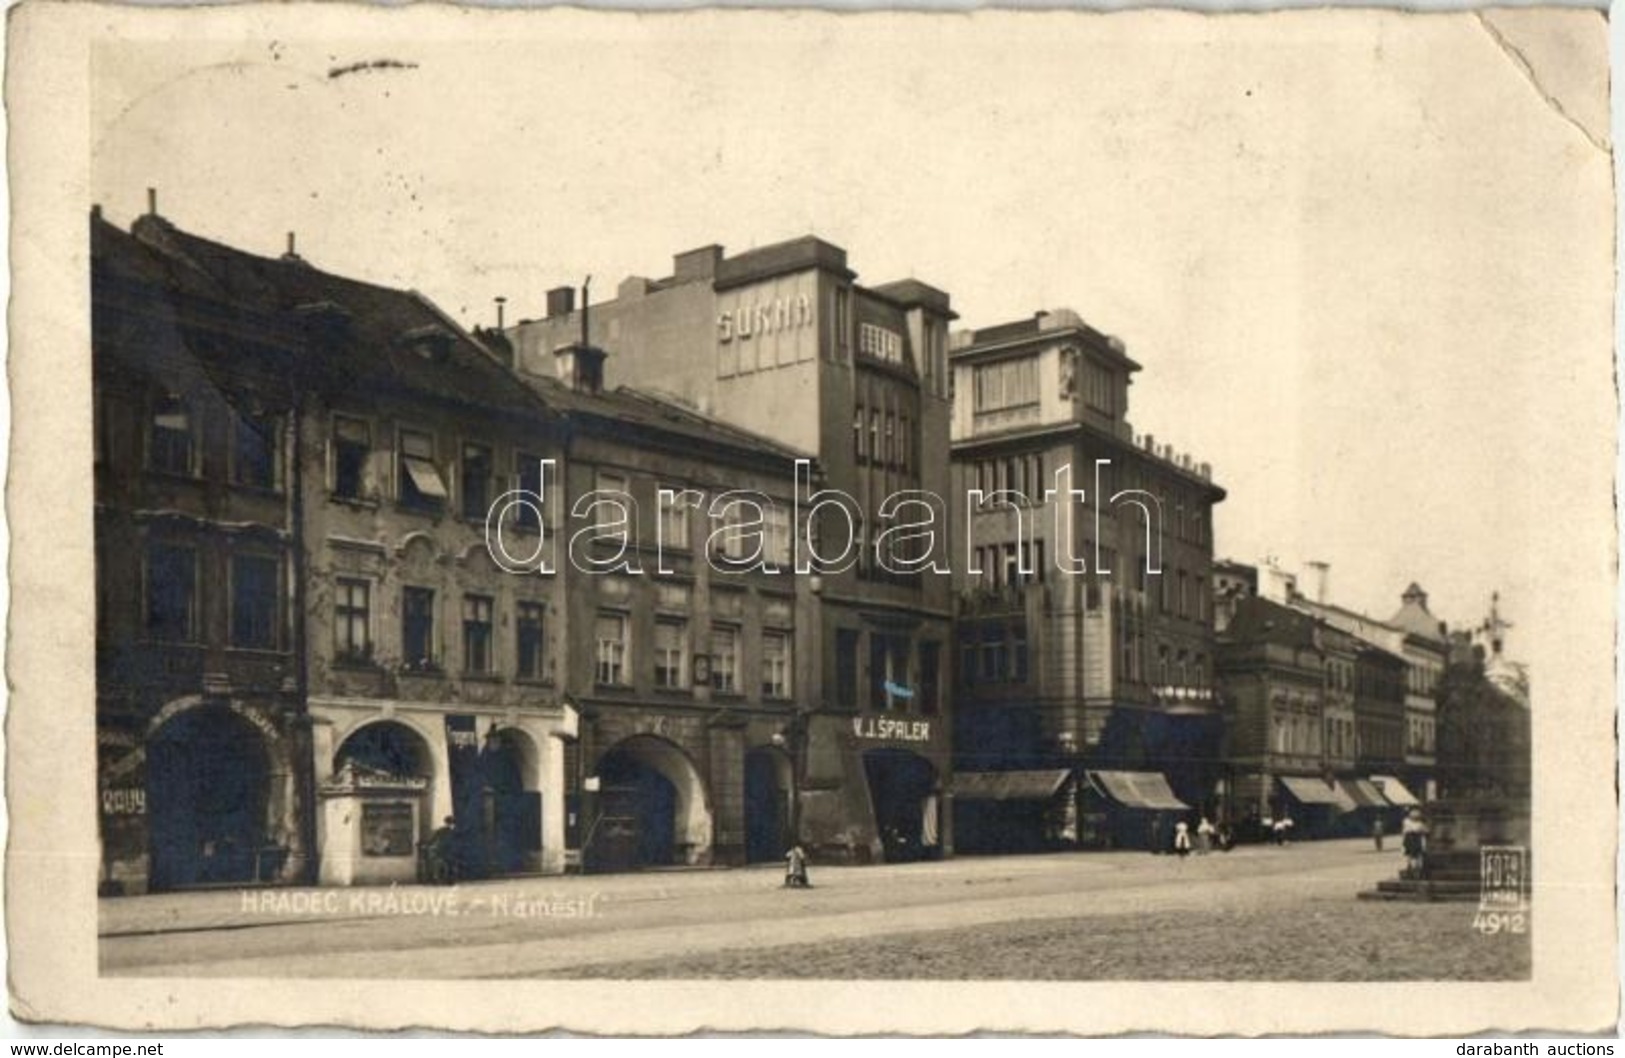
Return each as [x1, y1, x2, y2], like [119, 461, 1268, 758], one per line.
[1278, 775, 1357, 812]
[1370, 775, 1422, 806]
[1338, 778, 1391, 809]
[1087, 771, 1190, 811]
[954, 769, 1072, 802]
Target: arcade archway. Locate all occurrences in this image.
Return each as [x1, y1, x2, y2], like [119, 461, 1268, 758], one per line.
[147, 705, 271, 891]
[589, 736, 712, 871]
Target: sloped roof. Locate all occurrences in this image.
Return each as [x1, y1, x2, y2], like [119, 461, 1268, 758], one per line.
[1388, 591, 1447, 644]
[1225, 595, 1323, 650]
[95, 212, 557, 423]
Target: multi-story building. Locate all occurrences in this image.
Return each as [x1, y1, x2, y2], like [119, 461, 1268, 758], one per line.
[507, 238, 957, 863]
[93, 208, 313, 894]
[517, 344, 820, 870]
[1386, 583, 1446, 800]
[94, 205, 584, 889]
[945, 309, 1225, 852]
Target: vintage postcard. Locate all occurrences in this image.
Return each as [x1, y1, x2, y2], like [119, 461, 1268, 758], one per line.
[5, 1, 1617, 1036]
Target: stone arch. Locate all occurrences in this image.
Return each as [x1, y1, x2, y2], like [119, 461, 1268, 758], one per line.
[591, 734, 713, 870]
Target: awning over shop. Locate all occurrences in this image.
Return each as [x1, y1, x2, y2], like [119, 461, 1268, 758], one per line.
[1278, 775, 1357, 812]
[1338, 778, 1391, 809]
[954, 769, 1072, 803]
[1370, 775, 1421, 806]
[1087, 771, 1190, 811]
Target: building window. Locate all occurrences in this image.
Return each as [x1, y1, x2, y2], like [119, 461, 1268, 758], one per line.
[658, 488, 691, 550]
[145, 543, 196, 641]
[333, 416, 372, 500]
[655, 618, 688, 690]
[979, 625, 1007, 684]
[870, 635, 908, 711]
[764, 505, 792, 567]
[149, 393, 195, 476]
[853, 407, 866, 460]
[972, 357, 1039, 412]
[595, 612, 629, 686]
[1012, 623, 1029, 683]
[836, 629, 860, 708]
[398, 429, 447, 510]
[514, 452, 544, 531]
[859, 323, 905, 364]
[835, 287, 851, 356]
[462, 594, 493, 674]
[762, 630, 791, 699]
[230, 553, 280, 650]
[516, 601, 545, 680]
[595, 472, 629, 534]
[334, 578, 372, 663]
[711, 625, 739, 694]
[918, 641, 941, 714]
[460, 443, 493, 521]
[884, 413, 896, 466]
[232, 411, 281, 490]
[402, 587, 437, 672]
[959, 629, 979, 686]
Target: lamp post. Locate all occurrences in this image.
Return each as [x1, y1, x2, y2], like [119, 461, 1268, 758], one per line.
[771, 707, 811, 853]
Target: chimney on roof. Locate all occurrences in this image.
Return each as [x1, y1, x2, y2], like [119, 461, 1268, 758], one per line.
[1305, 560, 1330, 604]
[581, 275, 591, 348]
[282, 231, 304, 264]
[91, 204, 102, 222]
[495, 296, 507, 331]
[545, 285, 575, 320]
[146, 187, 157, 216]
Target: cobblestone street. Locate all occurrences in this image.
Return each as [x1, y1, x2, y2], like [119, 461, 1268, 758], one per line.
[100, 839, 1527, 980]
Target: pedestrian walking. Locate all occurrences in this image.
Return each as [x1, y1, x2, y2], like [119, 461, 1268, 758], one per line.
[784, 844, 811, 888]
[1196, 816, 1215, 854]
[1270, 817, 1287, 846]
[1372, 817, 1385, 852]
[424, 816, 457, 885]
[1401, 809, 1428, 879]
[1173, 820, 1192, 858]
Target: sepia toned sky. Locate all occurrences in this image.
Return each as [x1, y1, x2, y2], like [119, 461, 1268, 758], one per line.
[88, 9, 1614, 674]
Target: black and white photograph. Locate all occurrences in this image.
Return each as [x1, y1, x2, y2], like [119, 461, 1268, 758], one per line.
[4, 2, 1617, 1037]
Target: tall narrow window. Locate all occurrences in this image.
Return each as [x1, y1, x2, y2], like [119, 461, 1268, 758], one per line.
[1011, 623, 1029, 683]
[334, 578, 372, 663]
[398, 429, 447, 509]
[836, 630, 860, 708]
[460, 443, 492, 521]
[333, 416, 372, 500]
[658, 488, 691, 550]
[595, 612, 628, 686]
[149, 393, 195, 476]
[761, 631, 791, 699]
[711, 625, 739, 693]
[516, 601, 545, 680]
[514, 452, 544, 531]
[402, 587, 437, 672]
[145, 543, 196, 641]
[230, 554, 280, 650]
[919, 641, 941, 714]
[232, 411, 281, 490]
[764, 505, 791, 567]
[462, 594, 493, 674]
[655, 619, 688, 690]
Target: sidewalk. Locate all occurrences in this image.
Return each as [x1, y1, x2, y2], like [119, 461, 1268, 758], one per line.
[99, 839, 1383, 938]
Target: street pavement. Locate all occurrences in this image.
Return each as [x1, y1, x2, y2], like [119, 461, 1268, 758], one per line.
[100, 839, 1465, 978]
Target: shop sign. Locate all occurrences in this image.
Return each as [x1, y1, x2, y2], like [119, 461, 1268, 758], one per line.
[851, 716, 931, 743]
[100, 787, 146, 816]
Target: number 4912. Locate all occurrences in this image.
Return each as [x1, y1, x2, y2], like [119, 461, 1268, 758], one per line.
[1473, 911, 1527, 935]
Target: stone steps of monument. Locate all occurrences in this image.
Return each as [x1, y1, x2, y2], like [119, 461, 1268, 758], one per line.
[1358, 878, 1481, 902]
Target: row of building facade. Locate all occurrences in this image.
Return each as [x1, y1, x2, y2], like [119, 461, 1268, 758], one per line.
[94, 202, 1512, 894]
